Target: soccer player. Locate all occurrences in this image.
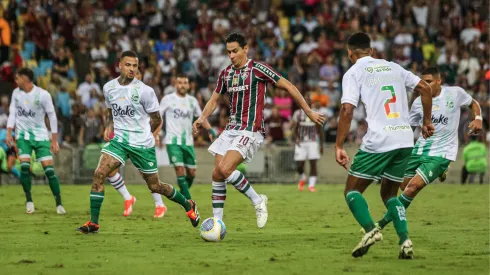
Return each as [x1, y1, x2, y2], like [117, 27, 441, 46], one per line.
[6, 68, 66, 214]
[0, 127, 20, 179]
[193, 32, 325, 228]
[77, 51, 200, 233]
[291, 92, 324, 192]
[374, 66, 482, 229]
[159, 74, 215, 200]
[105, 68, 167, 218]
[335, 32, 434, 259]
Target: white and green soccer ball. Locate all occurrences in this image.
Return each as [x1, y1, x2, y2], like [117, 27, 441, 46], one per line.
[200, 217, 226, 242]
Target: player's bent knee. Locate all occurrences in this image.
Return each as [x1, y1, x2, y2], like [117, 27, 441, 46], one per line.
[212, 168, 224, 182]
[217, 163, 236, 179]
[175, 166, 185, 176]
[186, 168, 196, 178]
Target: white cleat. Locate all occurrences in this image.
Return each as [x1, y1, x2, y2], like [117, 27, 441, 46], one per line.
[254, 194, 268, 228]
[352, 228, 383, 258]
[399, 239, 414, 259]
[26, 202, 35, 214]
[56, 205, 66, 215]
[360, 222, 382, 234]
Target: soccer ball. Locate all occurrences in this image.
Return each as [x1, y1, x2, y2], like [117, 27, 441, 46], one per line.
[200, 217, 226, 242]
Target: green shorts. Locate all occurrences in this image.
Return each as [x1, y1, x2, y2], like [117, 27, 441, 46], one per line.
[166, 144, 196, 168]
[17, 139, 52, 162]
[101, 140, 158, 174]
[349, 148, 412, 182]
[404, 155, 451, 184]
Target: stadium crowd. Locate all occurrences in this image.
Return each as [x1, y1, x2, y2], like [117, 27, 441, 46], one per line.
[0, 0, 488, 149]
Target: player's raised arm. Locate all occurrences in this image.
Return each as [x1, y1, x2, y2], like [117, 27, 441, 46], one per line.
[274, 78, 325, 126]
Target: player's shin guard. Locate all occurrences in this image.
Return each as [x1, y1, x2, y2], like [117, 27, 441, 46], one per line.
[345, 191, 375, 232]
[90, 191, 104, 224]
[386, 197, 409, 245]
[186, 175, 195, 188]
[212, 181, 226, 220]
[44, 166, 62, 206]
[20, 162, 32, 202]
[177, 176, 191, 199]
[378, 192, 413, 229]
[226, 170, 262, 205]
[166, 184, 191, 211]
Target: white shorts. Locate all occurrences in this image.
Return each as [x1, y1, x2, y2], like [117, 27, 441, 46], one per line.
[294, 141, 321, 161]
[208, 130, 264, 163]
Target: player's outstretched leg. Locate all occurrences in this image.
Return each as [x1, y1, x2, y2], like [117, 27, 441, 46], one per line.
[42, 163, 65, 214]
[78, 154, 121, 234]
[143, 172, 200, 227]
[107, 170, 136, 217]
[19, 161, 34, 213]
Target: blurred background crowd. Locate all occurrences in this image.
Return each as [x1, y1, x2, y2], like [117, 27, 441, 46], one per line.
[0, 0, 488, 149]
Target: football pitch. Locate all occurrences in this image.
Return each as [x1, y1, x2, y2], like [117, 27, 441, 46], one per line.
[0, 183, 488, 275]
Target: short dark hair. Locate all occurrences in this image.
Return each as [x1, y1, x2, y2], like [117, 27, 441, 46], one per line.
[176, 73, 189, 79]
[17, 68, 34, 82]
[347, 32, 371, 50]
[225, 32, 247, 48]
[120, 50, 138, 60]
[421, 67, 440, 76]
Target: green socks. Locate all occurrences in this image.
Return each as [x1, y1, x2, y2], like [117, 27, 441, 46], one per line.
[44, 166, 62, 206]
[177, 176, 191, 200]
[186, 175, 195, 189]
[385, 197, 409, 244]
[20, 162, 32, 202]
[90, 191, 104, 224]
[168, 185, 191, 211]
[345, 191, 375, 232]
[378, 192, 413, 229]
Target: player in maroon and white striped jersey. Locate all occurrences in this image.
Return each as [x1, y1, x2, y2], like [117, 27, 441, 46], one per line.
[193, 32, 325, 228]
[291, 92, 325, 193]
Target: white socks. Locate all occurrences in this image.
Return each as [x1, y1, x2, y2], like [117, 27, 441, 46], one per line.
[309, 176, 317, 188]
[226, 170, 262, 205]
[152, 193, 165, 207]
[212, 181, 226, 220]
[108, 173, 132, 200]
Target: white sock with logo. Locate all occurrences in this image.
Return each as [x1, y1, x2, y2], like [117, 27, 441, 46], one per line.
[108, 173, 132, 200]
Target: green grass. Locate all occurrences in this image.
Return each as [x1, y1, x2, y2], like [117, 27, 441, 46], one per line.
[0, 183, 488, 275]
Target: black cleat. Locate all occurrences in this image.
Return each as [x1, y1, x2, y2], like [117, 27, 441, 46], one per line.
[77, 221, 100, 234]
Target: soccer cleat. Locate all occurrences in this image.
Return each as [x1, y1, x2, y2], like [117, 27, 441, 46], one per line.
[352, 228, 383, 258]
[308, 186, 317, 192]
[154, 205, 167, 218]
[56, 205, 66, 215]
[77, 221, 100, 234]
[298, 180, 305, 191]
[439, 166, 449, 182]
[186, 200, 200, 227]
[26, 202, 35, 214]
[399, 239, 414, 259]
[123, 195, 136, 217]
[360, 222, 382, 234]
[254, 194, 268, 228]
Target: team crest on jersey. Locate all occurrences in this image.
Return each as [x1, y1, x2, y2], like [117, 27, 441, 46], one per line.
[241, 72, 249, 80]
[432, 104, 440, 111]
[445, 96, 454, 110]
[365, 67, 374, 73]
[131, 88, 139, 104]
[232, 75, 240, 86]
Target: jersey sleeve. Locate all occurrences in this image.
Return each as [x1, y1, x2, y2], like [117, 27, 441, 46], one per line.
[141, 86, 160, 113]
[454, 87, 473, 107]
[192, 97, 202, 118]
[341, 70, 360, 107]
[253, 61, 282, 84]
[103, 84, 111, 108]
[41, 91, 58, 133]
[214, 69, 227, 95]
[408, 98, 423, 126]
[397, 63, 421, 91]
[159, 96, 168, 117]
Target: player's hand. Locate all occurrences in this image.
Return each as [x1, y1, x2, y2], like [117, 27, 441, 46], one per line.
[335, 146, 350, 170]
[193, 117, 204, 135]
[5, 134, 13, 147]
[154, 134, 161, 146]
[306, 110, 326, 126]
[468, 119, 482, 135]
[103, 127, 113, 142]
[422, 123, 435, 139]
[51, 141, 60, 155]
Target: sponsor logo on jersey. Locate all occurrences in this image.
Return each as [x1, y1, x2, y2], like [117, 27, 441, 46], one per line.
[173, 108, 192, 119]
[228, 85, 249, 93]
[365, 67, 374, 73]
[17, 107, 36, 117]
[432, 104, 440, 111]
[383, 125, 411, 131]
[256, 63, 278, 79]
[431, 114, 448, 125]
[111, 104, 135, 117]
[232, 74, 240, 86]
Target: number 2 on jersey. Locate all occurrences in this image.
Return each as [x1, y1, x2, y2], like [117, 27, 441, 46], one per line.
[381, 85, 400, 119]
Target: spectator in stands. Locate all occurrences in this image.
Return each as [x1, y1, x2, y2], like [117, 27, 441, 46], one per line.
[273, 88, 293, 120]
[265, 106, 288, 145]
[91, 40, 108, 70]
[320, 55, 340, 84]
[462, 135, 488, 184]
[458, 51, 481, 86]
[154, 31, 174, 61]
[73, 40, 92, 84]
[0, 10, 11, 65]
[52, 47, 70, 79]
[77, 73, 101, 108]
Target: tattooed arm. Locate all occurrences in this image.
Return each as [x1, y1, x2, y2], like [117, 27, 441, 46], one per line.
[103, 108, 114, 141]
[149, 111, 163, 134]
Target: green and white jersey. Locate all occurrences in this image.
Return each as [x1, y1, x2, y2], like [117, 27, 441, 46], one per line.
[104, 77, 160, 148]
[341, 56, 421, 153]
[159, 93, 201, 146]
[7, 86, 57, 141]
[409, 86, 472, 161]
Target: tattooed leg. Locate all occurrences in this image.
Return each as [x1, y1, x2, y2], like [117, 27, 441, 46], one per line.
[141, 172, 191, 211]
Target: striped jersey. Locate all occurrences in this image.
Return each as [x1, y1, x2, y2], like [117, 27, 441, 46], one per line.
[292, 109, 319, 142]
[214, 59, 282, 135]
[103, 77, 160, 148]
[409, 86, 472, 161]
[341, 56, 421, 153]
[7, 86, 57, 141]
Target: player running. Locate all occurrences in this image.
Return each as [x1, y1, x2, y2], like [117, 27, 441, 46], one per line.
[159, 74, 215, 200]
[6, 68, 66, 214]
[291, 92, 324, 192]
[373, 66, 482, 229]
[77, 51, 200, 233]
[193, 32, 325, 228]
[105, 68, 167, 218]
[335, 32, 434, 259]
